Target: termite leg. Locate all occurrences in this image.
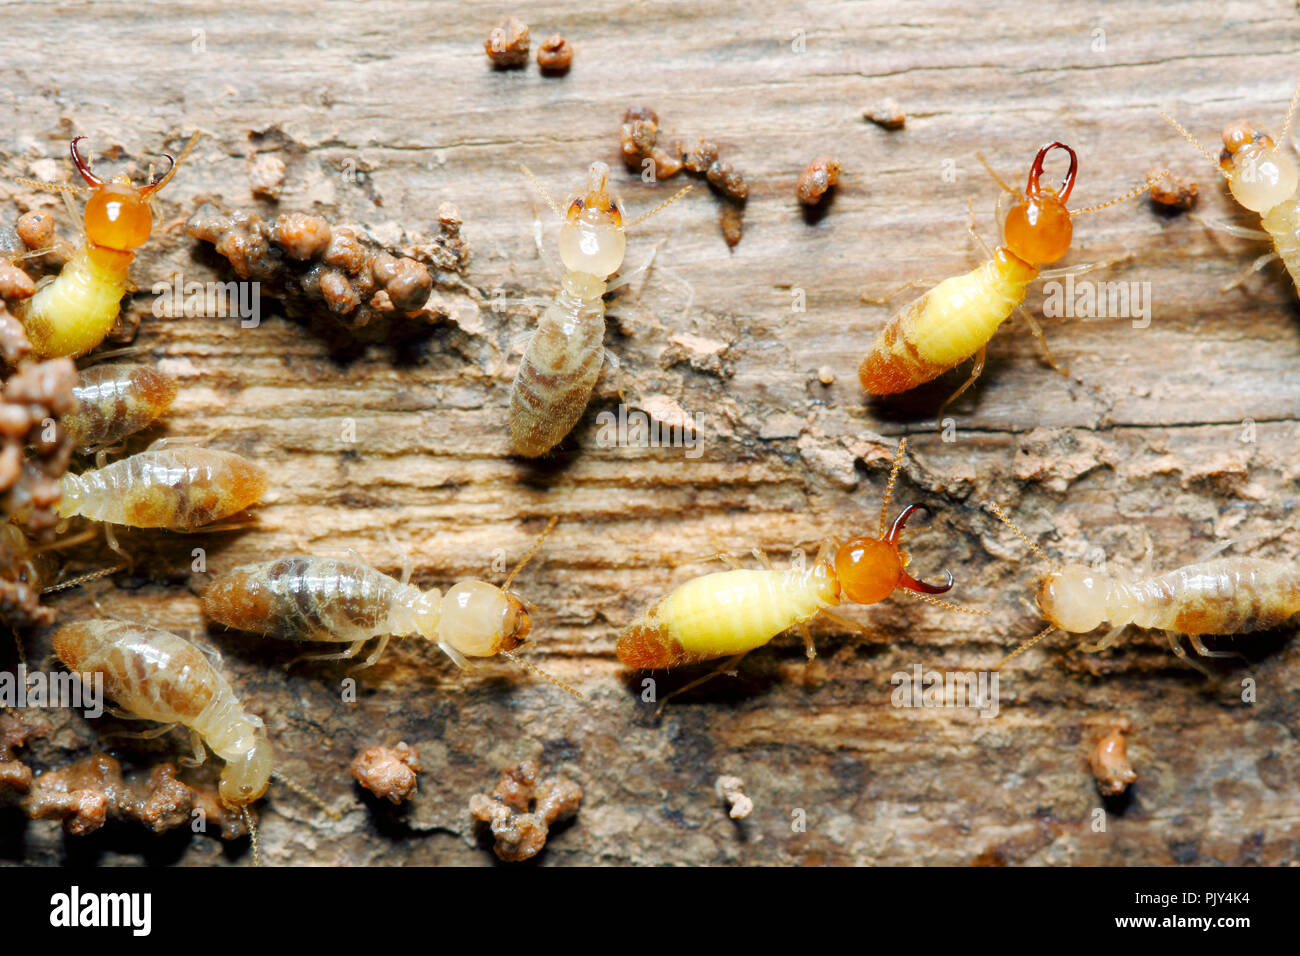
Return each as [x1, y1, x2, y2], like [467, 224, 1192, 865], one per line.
[862, 276, 941, 306]
[750, 547, 774, 570]
[385, 529, 412, 587]
[290, 639, 368, 667]
[179, 729, 206, 767]
[966, 198, 995, 258]
[654, 651, 749, 719]
[1222, 251, 1281, 292]
[818, 607, 873, 638]
[354, 635, 391, 670]
[1189, 215, 1270, 242]
[937, 346, 987, 422]
[1015, 306, 1068, 377]
[1079, 624, 1126, 653]
[605, 239, 665, 295]
[438, 639, 470, 669]
[102, 525, 134, 570]
[1186, 634, 1246, 661]
[531, 213, 564, 279]
[108, 721, 181, 742]
[795, 622, 817, 660]
[1163, 631, 1215, 679]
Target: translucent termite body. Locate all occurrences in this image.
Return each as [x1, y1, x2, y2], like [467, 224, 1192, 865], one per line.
[993, 507, 1300, 676]
[508, 162, 689, 457]
[201, 521, 581, 695]
[617, 441, 987, 708]
[63, 363, 178, 451]
[859, 142, 1146, 412]
[12, 135, 197, 359]
[57, 447, 266, 531]
[52, 619, 272, 809]
[1164, 86, 1300, 292]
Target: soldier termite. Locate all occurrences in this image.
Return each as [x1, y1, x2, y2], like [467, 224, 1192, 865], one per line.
[10, 133, 199, 359]
[616, 440, 989, 714]
[51, 618, 336, 864]
[200, 517, 582, 697]
[64, 363, 178, 452]
[858, 142, 1149, 417]
[508, 161, 691, 457]
[1162, 83, 1300, 292]
[990, 505, 1300, 678]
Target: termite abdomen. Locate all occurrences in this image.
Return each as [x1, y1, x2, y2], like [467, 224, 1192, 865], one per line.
[63, 364, 178, 450]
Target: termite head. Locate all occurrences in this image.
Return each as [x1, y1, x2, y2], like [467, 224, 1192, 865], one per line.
[833, 504, 956, 605]
[437, 580, 531, 657]
[1002, 142, 1076, 265]
[70, 137, 180, 253]
[558, 161, 627, 278]
[1219, 121, 1299, 213]
[218, 725, 273, 807]
[1036, 562, 1112, 633]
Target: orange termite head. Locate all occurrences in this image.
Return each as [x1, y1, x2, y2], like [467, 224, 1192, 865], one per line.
[435, 580, 532, 657]
[558, 160, 628, 277]
[832, 503, 956, 605]
[1002, 142, 1077, 265]
[1218, 120, 1299, 213]
[71, 136, 180, 252]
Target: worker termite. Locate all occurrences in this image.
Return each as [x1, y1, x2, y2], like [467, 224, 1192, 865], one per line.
[858, 142, 1149, 416]
[616, 440, 988, 713]
[508, 161, 691, 457]
[990, 505, 1300, 677]
[55, 445, 268, 566]
[9, 133, 198, 359]
[1162, 84, 1300, 292]
[64, 363, 178, 452]
[200, 517, 582, 697]
[51, 618, 334, 864]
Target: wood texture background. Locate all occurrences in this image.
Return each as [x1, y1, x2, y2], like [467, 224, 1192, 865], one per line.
[3, 0, 1300, 866]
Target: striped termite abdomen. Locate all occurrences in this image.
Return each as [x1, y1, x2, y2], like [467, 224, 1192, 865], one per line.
[64, 364, 178, 450]
[509, 273, 607, 457]
[58, 447, 268, 530]
[859, 251, 1038, 394]
[202, 556, 434, 643]
[52, 619, 272, 805]
[617, 563, 841, 668]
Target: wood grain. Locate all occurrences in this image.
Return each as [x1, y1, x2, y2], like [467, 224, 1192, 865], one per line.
[3, 0, 1300, 865]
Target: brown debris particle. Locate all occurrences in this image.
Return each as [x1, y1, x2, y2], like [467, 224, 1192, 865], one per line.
[0, 263, 35, 301]
[817, 365, 836, 385]
[1147, 164, 1198, 211]
[715, 775, 753, 819]
[485, 17, 530, 68]
[351, 742, 423, 804]
[536, 34, 573, 73]
[469, 759, 582, 862]
[620, 106, 663, 173]
[15, 210, 55, 250]
[707, 159, 749, 201]
[720, 202, 744, 248]
[864, 99, 906, 130]
[1090, 718, 1138, 797]
[273, 212, 332, 260]
[797, 156, 841, 205]
[249, 153, 287, 200]
[679, 137, 720, 174]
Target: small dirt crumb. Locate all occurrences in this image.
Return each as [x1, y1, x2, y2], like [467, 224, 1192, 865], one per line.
[274, 213, 332, 260]
[707, 159, 749, 201]
[1147, 164, 1198, 211]
[536, 34, 573, 73]
[351, 742, 422, 804]
[620, 106, 661, 172]
[0, 263, 34, 301]
[249, 154, 286, 200]
[1090, 718, 1137, 797]
[485, 17, 530, 68]
[715, 775, 753, 819]
[864, 99, 906, 130]
[720, 203, 744, 248]
[469, 759, 582, 862]
[817, 365, 835, 385]
[679, 138, 720, 174]
[15, 211, 55, 250]
[797, 156, 841, 206]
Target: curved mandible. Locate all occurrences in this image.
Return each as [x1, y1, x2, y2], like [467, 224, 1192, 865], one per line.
[70, 137, 104, 188]
[1026, 141, 1078, 204]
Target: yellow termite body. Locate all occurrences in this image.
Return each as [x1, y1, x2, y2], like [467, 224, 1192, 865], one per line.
[52, 619, 272, 807]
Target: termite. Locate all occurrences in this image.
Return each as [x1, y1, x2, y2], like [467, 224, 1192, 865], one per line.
[64, 363, 178, 452]
[10, 133, 198, 359]
[55, 445, 268, 565]
[200, 517, 582, 697]
[1163, 84, 1300, 292]
[616, 440, 988, 713]
[990, 505, 1300, 677]
[508, 162, 690, 457]
[858, 142, 1148, 415]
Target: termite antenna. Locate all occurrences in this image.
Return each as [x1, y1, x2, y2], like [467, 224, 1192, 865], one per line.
[142, 131, 199, 197]
[996, 623, 1058, 670]
[988, 503, 1058, 569]
[878, 438, 908, 539]
[500, 644, 584, 698]
[900, 589, 992, 616]
[271, 769, 341, 819]
[1070, 179, 1154, 216]
[503, 516, 559, 589]
[627, 183, 694, 230]
[238, 805, 261, 867]
[1279, 79, 1300, 148]
[975, 152, 1016, 194]
[1160, 112, 1231, 180]
[12, 177, 94, 196]
[520, 164, 564, 219]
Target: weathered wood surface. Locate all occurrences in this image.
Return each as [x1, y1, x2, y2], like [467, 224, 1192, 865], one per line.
[4, 0, 1300, 865]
